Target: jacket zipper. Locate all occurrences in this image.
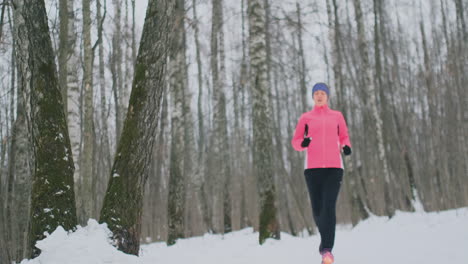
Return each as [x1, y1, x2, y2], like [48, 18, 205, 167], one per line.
[321, 109, 325, 167]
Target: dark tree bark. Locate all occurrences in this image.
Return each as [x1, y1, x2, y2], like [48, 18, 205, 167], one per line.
[11, 0, 78, 257]
[99, 0, 176, 255]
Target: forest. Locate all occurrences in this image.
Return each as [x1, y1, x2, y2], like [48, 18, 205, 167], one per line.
[0, 0, 467, 263]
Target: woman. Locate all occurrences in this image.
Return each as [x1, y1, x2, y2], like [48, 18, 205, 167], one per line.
[291, 82, 351, 264]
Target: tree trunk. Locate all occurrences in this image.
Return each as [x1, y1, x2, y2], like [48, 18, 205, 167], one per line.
[80, 0, 95, 225]
[0, 1, 6, 42]
[96, 0, 111, 217]
[58, 0, 68, 111]
[248, 0, 280, 244]
[113, 0, 124, 140]
[217, 0, 232, 233]
[12, 0, 78, 257]
[131, 0, 136, 65]
[167, 0, 187, 245]
[352, 0, 394, 217]
[99, 0, 176, 255]
[327, 0, 368, 225]
[296, 2, 308, 113]
[0, 116, 7, 264]
[192, 0, 205, 155]
[64, 0, 82, 213]
[209, 0, 232, 234]
[6, 39, 31, 261]
[5, 7, 32, 262]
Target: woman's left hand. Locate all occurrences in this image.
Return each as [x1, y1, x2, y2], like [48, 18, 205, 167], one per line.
[343, 145, 352, 155]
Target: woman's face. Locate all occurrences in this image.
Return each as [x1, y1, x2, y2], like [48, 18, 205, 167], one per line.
[313, 90, 328, 106]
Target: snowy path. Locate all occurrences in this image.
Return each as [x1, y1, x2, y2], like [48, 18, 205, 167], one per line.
[21, 208, 468, 264]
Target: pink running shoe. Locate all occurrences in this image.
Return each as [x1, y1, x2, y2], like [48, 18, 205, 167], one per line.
[321, 251, 334, 264]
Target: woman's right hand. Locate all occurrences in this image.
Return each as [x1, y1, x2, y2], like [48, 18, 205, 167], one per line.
[301, 137, 312, 148]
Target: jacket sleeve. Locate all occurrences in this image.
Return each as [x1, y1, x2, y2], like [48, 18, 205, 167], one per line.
[338, 112, 351, 148]
[291, 115, 307, 151]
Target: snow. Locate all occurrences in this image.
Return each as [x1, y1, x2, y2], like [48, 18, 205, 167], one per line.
[20, 207, 468, 264]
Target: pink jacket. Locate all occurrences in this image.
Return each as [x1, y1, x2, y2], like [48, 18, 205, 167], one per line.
[291, 104, 351, 169]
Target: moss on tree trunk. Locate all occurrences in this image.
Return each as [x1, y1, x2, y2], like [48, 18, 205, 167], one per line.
[99, 0, 176, 255]
[12, 0, 78, 257]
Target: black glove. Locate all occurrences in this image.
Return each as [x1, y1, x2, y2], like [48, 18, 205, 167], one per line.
[343, 145, 352, 155]
[301, 137, 311, 148]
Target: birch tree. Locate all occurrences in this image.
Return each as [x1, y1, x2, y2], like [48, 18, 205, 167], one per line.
[352, 0, 395, 217]
[80, 0, 95, 224]
[62, 0, 82, 207]
[112, 0, 124, 140]
[208, 0, 232, 234]
[248, 0, 280, 244]
[96, 0, 111, 216]
[167, 0, 186, 245]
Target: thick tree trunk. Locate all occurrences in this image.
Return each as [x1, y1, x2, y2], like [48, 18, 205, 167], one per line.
[248, 0, 280, 244]
[12, 0, 78, 257]
[99, 0, 175, 255]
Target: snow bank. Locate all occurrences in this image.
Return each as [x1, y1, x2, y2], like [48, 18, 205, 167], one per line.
[20, 219, 141, 264]
[20, 207, 468, 264]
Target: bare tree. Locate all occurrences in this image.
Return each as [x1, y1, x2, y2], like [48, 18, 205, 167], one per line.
[192, 0, 205, 154]
[0, 1, 6, 42]
[99, 0, 176, 255]
[248, 0, 280, 244]
[62, 0, 82, 213]
[80, 0, 95, 224]
[95, 0, 111, 217]
[3, 4, 31, 262]
[208, 0, 232, 234]
[352, 0, 394, 217]
[112, 0, 124, 140]
[167, 0, 187, 245]
[12, 0, 78, 257]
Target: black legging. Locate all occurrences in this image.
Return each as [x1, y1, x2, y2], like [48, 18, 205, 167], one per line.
[304, 168, 343, 251]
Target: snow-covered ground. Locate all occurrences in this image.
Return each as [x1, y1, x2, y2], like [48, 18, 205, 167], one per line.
[20, 207, 468, 264]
